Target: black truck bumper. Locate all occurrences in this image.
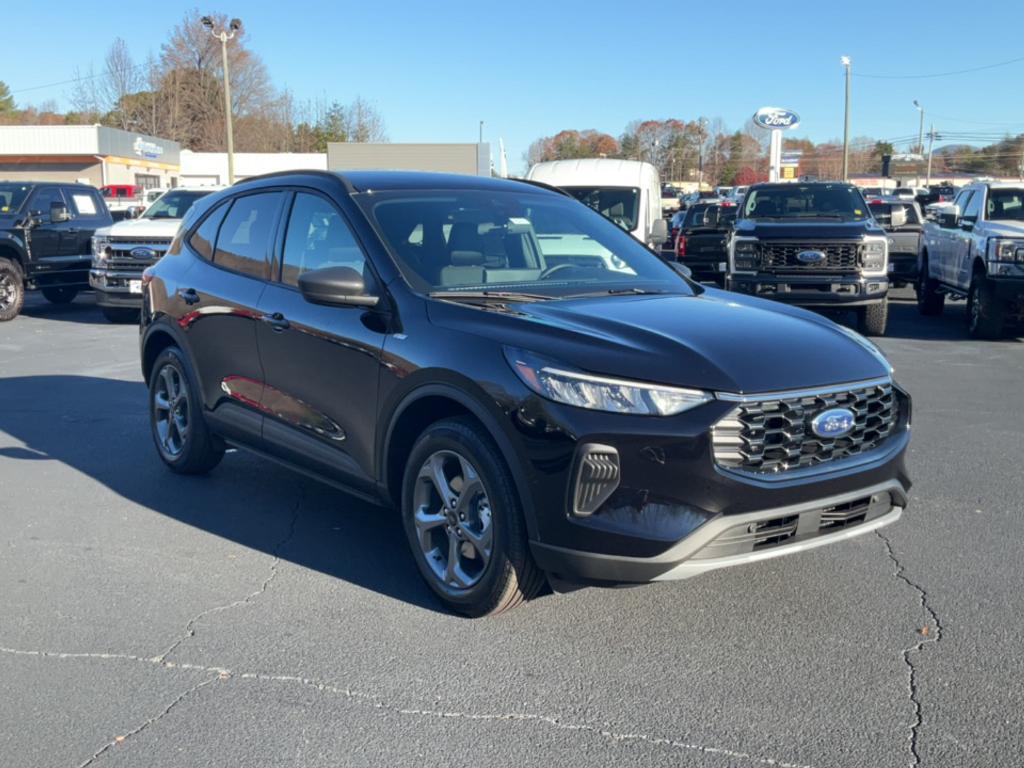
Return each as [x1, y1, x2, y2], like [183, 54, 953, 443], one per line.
[726, 272, 889, 307]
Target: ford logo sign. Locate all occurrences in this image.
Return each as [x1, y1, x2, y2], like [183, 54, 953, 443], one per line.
[811, 408, 856, 439]
[130, 247, 157, 260]
[753, 107, 801, 130]
[797, 250, 826, 264]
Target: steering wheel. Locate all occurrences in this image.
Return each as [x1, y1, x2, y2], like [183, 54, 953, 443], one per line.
[538, 263, 578, 280]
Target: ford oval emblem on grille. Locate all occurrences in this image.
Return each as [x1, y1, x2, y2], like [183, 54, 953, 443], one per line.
[797, 250, 826, 264]
[811, 408, 856, 439]
[130, 247, 157, 259]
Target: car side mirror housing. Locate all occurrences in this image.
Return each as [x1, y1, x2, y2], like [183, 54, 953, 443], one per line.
[960, 216, 975, 231]
[298, 266, 379, 308]
[889, 206, 907, 228]
[650, 218, 668, 245]
[939, 206, 960, 229]
[50, 202, 71, 223]
[670, 262, 693, 279]
[704, 208, 721, 226]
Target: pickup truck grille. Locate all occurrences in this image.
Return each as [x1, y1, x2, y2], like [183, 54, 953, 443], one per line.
[105, 238, 171, 271]
[761, 242, 861, 272]
[712, 382, 898, 474]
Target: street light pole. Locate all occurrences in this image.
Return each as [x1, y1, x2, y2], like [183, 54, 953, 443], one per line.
[926, 124, 936, 187]
[914, 100, 924, 187]
[697, 117, 708, 188]
[202, 16, 242, 185]
[841, 56, 851, 181]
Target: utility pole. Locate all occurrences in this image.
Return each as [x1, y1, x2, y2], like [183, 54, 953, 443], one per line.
[697, 117, 708, 188]
[841, 56, 851, 181]
[913, 100, 925, 187]
[202, 16, 242, 185]
[926, 125, 936, 187]
[479, 120, 484, 144]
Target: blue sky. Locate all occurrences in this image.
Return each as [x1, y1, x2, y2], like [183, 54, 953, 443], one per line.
[5, 1, 1024, 172]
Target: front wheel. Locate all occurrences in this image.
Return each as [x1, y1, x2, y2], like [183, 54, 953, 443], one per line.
[0, 257, 25, 322]
[857, 299, 889, 337]
[41, 286, 79, 304]
[967, 273, 1005, 340]
[916, 260, 945, 316]
[401, 418, 544, 617]
[148, 347, 224, 474]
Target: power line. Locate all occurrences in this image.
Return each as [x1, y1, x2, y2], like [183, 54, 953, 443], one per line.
[9, 61, 153, 96]
[852, 54, 1024, 79]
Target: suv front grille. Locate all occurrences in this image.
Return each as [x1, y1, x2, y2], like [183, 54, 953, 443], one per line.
[761, 242, 861, 272]
[106, 238, 171, 270]
[712, 382, 898, 474]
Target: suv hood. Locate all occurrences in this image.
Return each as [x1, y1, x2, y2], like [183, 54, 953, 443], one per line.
[430, 288, 890, 394]
[985, 221, 1024, 238]
[100, 217, 182, 239]
[735, 219, 884, 239]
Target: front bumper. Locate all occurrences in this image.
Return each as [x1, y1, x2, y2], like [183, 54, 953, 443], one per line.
[727, 272, 889, 307]
[990, 275, 1024, 301]
[90, 268, 145, 308]
[680, 255, 727, 282]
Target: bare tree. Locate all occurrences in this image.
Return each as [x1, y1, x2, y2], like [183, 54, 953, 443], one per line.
[102, 38, 143, 130]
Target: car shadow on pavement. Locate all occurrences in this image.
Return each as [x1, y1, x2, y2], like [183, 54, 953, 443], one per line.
[0, 374, 449, 614]
[18, 294, 120, 326]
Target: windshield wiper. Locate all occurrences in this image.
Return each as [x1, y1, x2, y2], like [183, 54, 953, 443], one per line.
[428, 290, 555, 302]
[562, 287, 673, 298]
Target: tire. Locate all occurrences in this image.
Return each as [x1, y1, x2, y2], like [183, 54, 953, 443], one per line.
[41, 286, 79, 304]
[401, 417, 544, 617]
[101, 306, 140, 323]
[967, 272, 1005, 340]
[916, 256, 945, 316]
[148, 346, 224, 475]
[857, 299, 889, 337]
[0, 257, 25, 322]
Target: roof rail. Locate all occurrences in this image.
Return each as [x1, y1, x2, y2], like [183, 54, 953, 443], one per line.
[233, 169, 356, 194]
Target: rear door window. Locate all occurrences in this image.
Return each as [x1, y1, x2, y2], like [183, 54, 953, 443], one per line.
[213, 193, 283, 279]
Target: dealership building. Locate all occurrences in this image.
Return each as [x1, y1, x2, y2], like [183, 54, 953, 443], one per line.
[0, 125, 181, 189]
[327, 142, 491, 176]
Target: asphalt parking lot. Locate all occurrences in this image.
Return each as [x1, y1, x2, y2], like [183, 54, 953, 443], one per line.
[1, 288, 1022, 768]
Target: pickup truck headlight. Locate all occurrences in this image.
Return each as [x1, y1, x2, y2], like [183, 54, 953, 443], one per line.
[91, 235, 111, 265]
[505, 348, 712, 416]
[988, 238, 1024, 263]
[731, 238, 759, 272]
[861, 237, 888, 276]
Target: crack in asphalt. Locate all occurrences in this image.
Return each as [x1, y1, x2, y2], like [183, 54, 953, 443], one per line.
[153, 490, 304, 664]
[0, 644, 816, 768]
[877, 531, 943, 767]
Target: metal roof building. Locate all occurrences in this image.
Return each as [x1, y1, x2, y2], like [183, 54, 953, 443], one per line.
[327, 142, 491, 176]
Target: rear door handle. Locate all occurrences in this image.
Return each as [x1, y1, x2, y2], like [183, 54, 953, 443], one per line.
[261, 311, 290, 332]
[177, 288, 200, 305]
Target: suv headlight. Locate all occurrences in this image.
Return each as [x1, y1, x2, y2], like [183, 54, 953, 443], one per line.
[732, 238, 759, 272]
[861, 237, 887, 275]
[91, 235, 111, 265]
[988, 238, 1024, 263]
[504, 348, 712, 416]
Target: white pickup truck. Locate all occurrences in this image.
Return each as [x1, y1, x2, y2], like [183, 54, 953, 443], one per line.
[917, 182, 1024, 338]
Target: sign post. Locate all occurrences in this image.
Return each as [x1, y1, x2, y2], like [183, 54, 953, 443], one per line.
[753, 107, 801, 182]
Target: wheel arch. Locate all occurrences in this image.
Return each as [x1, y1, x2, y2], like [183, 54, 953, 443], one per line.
[0, 238, 27, 269]
[140, 320, 206, 397]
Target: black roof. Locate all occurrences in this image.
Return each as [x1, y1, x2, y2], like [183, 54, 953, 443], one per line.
[232, 168, 556, 196]
[748, 181, 856, 190]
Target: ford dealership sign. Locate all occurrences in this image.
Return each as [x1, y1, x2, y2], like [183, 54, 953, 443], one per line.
[753, 107, 801, 130]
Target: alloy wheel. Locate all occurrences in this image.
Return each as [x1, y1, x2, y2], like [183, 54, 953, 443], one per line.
[412, 450, 494, 590]
[153, 364, 191, 459]
[0, 273, 14, 312]
[969, 281, 981, 332]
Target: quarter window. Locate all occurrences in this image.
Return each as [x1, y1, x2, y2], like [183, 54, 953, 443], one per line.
[188, 202, 230, 261]
[280, 192, 365, 287]
[213, 193, 283, 279]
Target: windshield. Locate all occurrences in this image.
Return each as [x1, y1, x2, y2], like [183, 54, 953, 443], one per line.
[0, 183, 32, 214]
[358, 188, 693, 299]
[987, 189, 1024, 221]
[742, 184, 870, 222]
[560, 186, 640, 232]
[142, 190, 211, 220]
[685, 204, 736, 228]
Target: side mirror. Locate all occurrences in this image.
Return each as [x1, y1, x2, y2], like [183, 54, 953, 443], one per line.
[123, 206, 142, 220]
[889, 206, 907, 228]
[649, 218, 669, 245]
[50, 202, 71, 223]
[298, 266, 379, 308]
[670, 262, 693, 279]
[960, 216, 975, 231]
[939, 206, 960, 229]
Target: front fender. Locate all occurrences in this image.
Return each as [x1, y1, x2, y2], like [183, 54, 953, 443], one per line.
[0, 230, 28, 263]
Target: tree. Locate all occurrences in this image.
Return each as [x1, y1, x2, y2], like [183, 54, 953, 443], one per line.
[103, 38, 143, 130]
[526, 129, 619, 165]
[0, 81, 14, 114]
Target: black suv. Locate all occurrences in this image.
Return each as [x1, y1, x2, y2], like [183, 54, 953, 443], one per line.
[0, 181, 112, 321]
[140, 171, 911, 616]
[727, 183, 891, 336]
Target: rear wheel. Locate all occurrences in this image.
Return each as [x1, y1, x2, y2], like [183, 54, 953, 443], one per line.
[101, 306, 140, 323]
[857, 299, 888, 337]
[41, 286, 78, 304]
[916, 257, 945, 316]
[0, 257, 25, 322]
[401, 417, 544, 617]
[148, 346, 224, 474]
[967, 272, 1005, 340]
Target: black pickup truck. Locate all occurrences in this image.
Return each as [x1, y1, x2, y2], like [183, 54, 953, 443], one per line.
[670, 202, 736, 284]
[726, 182, 891, 336]
[869, 198, 924, 288]
[0, 182, 112, 321]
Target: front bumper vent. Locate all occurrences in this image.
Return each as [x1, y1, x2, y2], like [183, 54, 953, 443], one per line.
[572, 444, 620, 517]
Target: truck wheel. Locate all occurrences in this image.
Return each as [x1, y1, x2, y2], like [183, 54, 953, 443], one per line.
[401, 417, 545, 617]
[967, 272, 1005, 340]
[41, 286, 79, 304]
[101, 306, 140, 323]
[148, 346, 225, 474]
[916, 259, 945, 316]
[0, 258, 25, 322]
[858, 300, 889, 337]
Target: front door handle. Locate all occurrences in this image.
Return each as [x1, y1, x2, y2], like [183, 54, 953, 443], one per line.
[177, 287, 200, 305]
[261, 311, 290, 332]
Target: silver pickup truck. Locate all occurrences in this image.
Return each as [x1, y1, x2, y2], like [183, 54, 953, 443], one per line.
[917, 182, 1024, 338]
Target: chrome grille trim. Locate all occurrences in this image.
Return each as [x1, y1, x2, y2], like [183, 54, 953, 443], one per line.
[712, 380, 899, 474]
[759, 240, 863, 271]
